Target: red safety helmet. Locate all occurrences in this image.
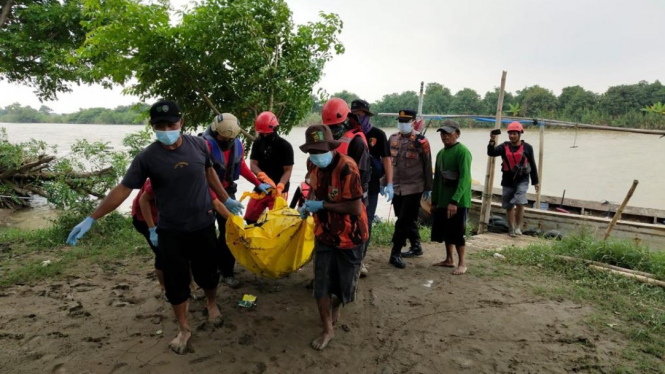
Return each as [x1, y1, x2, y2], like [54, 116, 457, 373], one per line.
[322, 98, 350, 125]
[255, 111, 279, 134]
[507, 121, 524, 133]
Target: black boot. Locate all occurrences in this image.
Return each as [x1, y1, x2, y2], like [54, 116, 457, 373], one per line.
[389, 246, 406, 269]
[401, 241, 423, 258]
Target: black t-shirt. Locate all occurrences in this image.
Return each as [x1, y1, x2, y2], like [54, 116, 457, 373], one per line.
[249, 134, 295, 192]
[121, 135, 216, 232]
[365, 126, 390, 195]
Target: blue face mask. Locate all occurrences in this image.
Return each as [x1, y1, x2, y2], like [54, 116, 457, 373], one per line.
[155, 130, 180, 145]
[309, 152, 333, 168]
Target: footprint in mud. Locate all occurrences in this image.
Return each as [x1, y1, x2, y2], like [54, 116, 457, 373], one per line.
[47, 331, 69, 339]
[238, 333, 256, 346]
[65, 302, 91, 318]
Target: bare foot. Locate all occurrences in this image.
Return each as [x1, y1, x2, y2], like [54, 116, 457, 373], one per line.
[452, 266, 467, 275]
[207, 303, 224, 327]
[169, 329, 192, 354]
[433, 260, 455, 268]
[310, 331, 334, 351]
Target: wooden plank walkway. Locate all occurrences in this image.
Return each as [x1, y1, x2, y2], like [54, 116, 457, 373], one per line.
[465, 232, 545, 252]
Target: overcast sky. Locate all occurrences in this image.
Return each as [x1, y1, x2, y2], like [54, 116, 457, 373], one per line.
[1, 0, 663, 113]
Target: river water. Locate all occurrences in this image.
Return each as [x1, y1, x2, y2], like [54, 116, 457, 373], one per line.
[2, 123, 665, 229]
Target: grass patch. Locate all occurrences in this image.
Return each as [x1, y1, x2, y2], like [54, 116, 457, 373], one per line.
[370, 221, 431, 247]
[0, 211, 148, 286]
[492, 230, 665, 373]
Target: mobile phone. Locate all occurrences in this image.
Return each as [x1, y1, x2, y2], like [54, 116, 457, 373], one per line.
[491, 129, 501, 136]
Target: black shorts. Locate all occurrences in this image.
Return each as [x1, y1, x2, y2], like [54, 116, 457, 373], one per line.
[132, 216, 162, 270]
[313, 241, 362, 305]
[431, 207, 468, 247]
[158, 225, 219, 305]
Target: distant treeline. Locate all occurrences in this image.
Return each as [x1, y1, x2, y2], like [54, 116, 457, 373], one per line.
[0, 103, 149, 124]
[305, 80, 665, 129]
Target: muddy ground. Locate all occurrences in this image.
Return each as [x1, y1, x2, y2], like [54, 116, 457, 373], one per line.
[0, 238, 627, 374]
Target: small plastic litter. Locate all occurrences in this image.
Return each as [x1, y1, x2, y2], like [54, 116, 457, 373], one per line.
[41, 260, 51, 267]
[155, 330, 163, 335]
[238, 294, 257, 308]
[493, 253, 506, 260]
[422, 280, 434, 288]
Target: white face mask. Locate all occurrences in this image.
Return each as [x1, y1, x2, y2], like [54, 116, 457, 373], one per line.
[398, 121, 412, 134]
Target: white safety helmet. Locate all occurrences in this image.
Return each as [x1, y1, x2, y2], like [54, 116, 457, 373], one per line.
[211, 113, 241, 139]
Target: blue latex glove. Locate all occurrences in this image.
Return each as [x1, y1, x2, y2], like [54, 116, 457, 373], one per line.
[66, 216, 96, 246]
[379, 185, 386, 196]
[422, 191, 432, 201]
[257, 183, 272, 194]
[304, 200, 325, 213]
[385, 183, 394, 202]
[299, 206, 308, 219]
[224, 198, 244, 215]
[149, 227, 158, 247]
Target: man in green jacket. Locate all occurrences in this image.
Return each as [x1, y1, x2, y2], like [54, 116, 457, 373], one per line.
[430, 120, 472, 275]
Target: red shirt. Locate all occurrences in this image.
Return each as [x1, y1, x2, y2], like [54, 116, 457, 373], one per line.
[131, 179, 159, 223]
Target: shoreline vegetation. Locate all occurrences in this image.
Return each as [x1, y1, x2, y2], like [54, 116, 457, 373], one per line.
[2, 79, 665, 130]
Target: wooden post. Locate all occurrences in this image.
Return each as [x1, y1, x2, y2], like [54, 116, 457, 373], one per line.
[478, 71, 507, 234]
[417, 81, 424, 117]
[535, 120, 544, 209]
[603, 180, 639, 240]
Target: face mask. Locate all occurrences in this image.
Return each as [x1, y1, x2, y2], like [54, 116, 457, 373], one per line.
[398, 121, 412, 134]
[218, 139, 234, 151]
[328, 125, 345, 140]
[155, 130, 180, 145]
[359, 115, 372, 133]
[309, 152, 333, 168]
[262, 133, 277, 142]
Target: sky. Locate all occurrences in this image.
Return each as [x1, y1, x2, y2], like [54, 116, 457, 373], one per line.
[1, 0, 664, 114]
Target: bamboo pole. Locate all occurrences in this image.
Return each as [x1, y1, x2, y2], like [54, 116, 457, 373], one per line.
[478, 71, 507, 234]
[535, 120, 544, 209]
[417, 81, 424, 118]
[603, 180, 639, 240]
[556, 255, 656, 278]
[588, 265, 665, 288]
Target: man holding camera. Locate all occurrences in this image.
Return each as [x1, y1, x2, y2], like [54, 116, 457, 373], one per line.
[487, 122, 539, 237]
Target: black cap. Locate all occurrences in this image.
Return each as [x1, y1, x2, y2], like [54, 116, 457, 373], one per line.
[150, 99, 182, 125]
[397, 109, 417, 122]
[437, 119, 461, 134]
[351, 99, 374, 116]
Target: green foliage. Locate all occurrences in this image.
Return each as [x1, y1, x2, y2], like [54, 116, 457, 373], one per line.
[371, 91, 419, 127]
[369, 221, 431, 247]
[423, 83, 453, 115]
[78, 0, 344, 134]
[330, 90, 360, 105]
[505, 102, 521, 116]
[0, 0, 88, 100]
[0, 103, 149, 124]
[450, 88, 483, 114]
[483, 88, 515, 115]
[515, 85, 558, 117]
[641, 102, 665, 115]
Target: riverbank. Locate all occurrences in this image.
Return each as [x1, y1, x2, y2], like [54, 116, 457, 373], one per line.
[1, 220, 664, 373]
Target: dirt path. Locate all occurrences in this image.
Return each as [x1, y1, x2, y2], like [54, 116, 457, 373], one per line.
[0, 241, 624, 374]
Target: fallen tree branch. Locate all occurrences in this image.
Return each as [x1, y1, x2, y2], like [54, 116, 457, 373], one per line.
[556, 255, 656, 278]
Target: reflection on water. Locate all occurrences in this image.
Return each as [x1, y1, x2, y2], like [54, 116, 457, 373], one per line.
[2, 122, 664, 230]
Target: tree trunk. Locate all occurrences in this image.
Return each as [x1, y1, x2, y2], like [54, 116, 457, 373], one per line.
[0, 0, 14, 29]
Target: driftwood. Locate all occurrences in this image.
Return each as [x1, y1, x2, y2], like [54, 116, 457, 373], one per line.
[556, 255, 655, 278]
[0, 154, 113, 209]
[555, 255, 665, 288]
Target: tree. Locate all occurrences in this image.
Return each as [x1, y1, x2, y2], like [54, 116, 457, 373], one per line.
[450, 88, 483, 114]
[330, 90, 360, 105]
[0, 0, 88, 100]
[79, 0, 344, 135]
[557, 86, 597, 121]
[371, 91, 419, 126]
[422, 83, 452, 114]
[483, 88, 515, 115]
[515, 85, 557, 116]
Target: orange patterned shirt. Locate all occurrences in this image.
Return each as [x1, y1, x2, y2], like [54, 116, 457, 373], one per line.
[309, 153, 369, 249]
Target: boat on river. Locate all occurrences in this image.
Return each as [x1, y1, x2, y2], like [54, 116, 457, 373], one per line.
[420, 184, 665, 250]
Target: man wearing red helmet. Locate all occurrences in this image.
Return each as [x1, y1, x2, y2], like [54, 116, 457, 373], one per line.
[488, 121, 539, 237]
[247, 111, 294, 223]
[321, 98, 372, 198]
